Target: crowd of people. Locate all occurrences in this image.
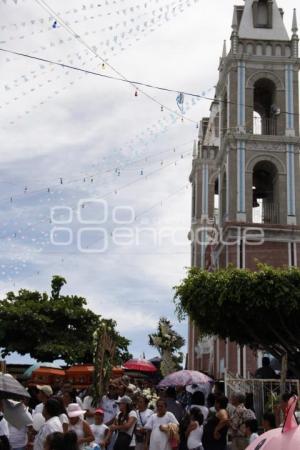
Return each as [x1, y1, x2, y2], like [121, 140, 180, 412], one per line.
[0, 374, 298, 450]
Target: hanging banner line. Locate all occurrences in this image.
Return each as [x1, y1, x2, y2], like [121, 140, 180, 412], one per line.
[2, 0, 183, 79]
[1, 0, 172, 39]
[0, 138, 194, 207]
[0, 149, 193, 253]
[32, 0, 198, 124]
[1, 0, 199, 122]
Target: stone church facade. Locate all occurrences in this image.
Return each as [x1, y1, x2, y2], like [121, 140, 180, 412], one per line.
[188, 0, 300, 377]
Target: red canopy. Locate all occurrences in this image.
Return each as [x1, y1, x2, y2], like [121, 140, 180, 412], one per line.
[124, 359, 157, 373]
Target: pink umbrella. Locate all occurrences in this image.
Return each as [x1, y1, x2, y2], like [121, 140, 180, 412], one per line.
[158, 370, 213, 387]
[246, 396, 299, 450]
[124, 359, 157, 373]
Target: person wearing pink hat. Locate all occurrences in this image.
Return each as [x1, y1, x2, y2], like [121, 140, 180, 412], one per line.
[66, 403, 94, 450]
[90, 409, 109, 448]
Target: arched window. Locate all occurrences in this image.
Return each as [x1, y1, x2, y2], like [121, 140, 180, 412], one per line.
[214, 178, 219, 225]
[220, 172, 227, 224]
[252, 161, 279, 224]
[253, 78, 278, 135]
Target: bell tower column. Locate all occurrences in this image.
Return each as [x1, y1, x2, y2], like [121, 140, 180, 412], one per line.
[237, 61, 246, 222]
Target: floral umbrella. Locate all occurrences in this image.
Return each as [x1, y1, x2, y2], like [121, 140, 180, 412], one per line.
[158, 369, 213, 388]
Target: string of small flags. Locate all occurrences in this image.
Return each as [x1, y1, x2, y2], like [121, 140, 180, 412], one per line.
[3, 0, 180, 89]
[1, 1, 199, 123]
[4, 146, 192, 207]
[1, 0, 179, 44]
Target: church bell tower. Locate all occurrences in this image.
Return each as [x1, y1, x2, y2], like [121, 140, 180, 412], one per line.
[188, 1, 300, 376]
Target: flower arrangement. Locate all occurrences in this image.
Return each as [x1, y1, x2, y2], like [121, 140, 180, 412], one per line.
[142, 388, 159, 410]
[149, 318, 185, 376]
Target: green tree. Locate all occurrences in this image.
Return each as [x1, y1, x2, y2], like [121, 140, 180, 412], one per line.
[174, 265, 300, 377]
[0, 276, 131, 365]
[149, 317, 185, 376]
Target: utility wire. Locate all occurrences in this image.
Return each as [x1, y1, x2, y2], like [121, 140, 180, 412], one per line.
[33, 0, 198, 124]
[1, 46, 299, 119]
[0, 47, 203, 100]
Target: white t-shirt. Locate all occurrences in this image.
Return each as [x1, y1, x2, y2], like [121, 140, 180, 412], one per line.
[33, 402, 44, 416]
[126, 410, 137, 436]
[8, 407, 32, 449]
[76, 396, 84, 409]
[8, 424, 28, 448]
[90, 423, 108, 445]
[187, 423, 203, 449]
[145, 412, 179, 450]
[100, 396, 118, 424]
[116, 410, 137, 447]
[83, 395, 97, 425]
[136, 408, 153, 428]
[33, 416, 63, 450]
[59, 413, 69, 425]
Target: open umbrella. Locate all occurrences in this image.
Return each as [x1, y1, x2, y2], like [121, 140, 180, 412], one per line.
[124, 359, 157, 373]
[158, 370, 213, 388]
[0, 372, 30, 400]
[23, 362, 62, 379]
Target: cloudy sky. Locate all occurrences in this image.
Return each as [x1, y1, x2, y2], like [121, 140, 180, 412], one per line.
[0, 0, 297, 363]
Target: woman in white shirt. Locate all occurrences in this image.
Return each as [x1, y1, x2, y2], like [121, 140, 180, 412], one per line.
[186, 407, 204, 450]
[135, 396, 153, 450]
[66, 403, 94, 450]
[144, 398, 179, 450]
[109, 396, 137, 450]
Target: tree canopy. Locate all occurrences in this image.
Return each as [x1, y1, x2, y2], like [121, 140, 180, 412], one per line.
[174, 265, 300, 377]
[0, 276, 131, 365]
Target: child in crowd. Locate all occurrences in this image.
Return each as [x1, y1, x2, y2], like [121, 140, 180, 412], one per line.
[186, 407, 204, 450]
[262, 412, 276, 432]
[90, 409, 109, 449]
[245, 419, 259, 444]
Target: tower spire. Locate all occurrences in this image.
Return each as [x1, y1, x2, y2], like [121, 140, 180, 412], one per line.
[231, 7, 238, 55]
[231, 6, 238, 30]
[292, 9, 299, 57]
[292, 8, 298, 34]
[222, 40, 227, 58]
